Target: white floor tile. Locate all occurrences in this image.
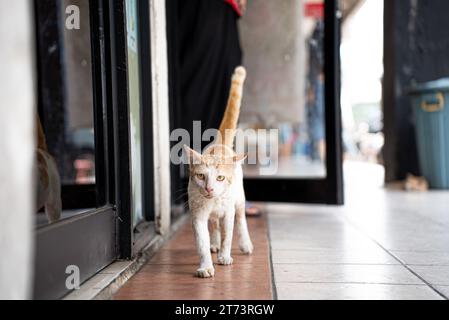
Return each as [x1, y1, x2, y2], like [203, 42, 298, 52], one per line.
[434, 286, 449, 299]
[272, 249, 398, 265]
[276, 283, 444, 300]
[273, 264, 423, 285]
[408, 266, 449, 285]
[391, 251, 449, 266]
[267, 174, 449, 300]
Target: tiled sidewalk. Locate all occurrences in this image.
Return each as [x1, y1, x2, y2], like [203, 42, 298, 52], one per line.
[114, 162, 449, 300]
[269, 188, 449, 300]
[114, 215, 273, 300]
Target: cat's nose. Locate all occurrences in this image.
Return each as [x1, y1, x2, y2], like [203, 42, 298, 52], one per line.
[206, 187, 214, 194]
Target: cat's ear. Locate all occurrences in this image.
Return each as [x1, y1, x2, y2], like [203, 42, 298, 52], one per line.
[233, 153, 247, 165]
[184, 145, 202, 165]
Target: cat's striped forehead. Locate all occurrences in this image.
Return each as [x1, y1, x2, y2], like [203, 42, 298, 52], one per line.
[191, 155, 235, 178]
[200, 154, 233, 167]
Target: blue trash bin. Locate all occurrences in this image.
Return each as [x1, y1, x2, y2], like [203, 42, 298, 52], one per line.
[410, 78, 449, 189]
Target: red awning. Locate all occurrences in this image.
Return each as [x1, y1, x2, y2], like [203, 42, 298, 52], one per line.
[224, 0, 242, 17]
[305, 2, 324, 19]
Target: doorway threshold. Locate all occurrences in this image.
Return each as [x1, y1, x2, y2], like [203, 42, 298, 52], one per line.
[113, 213, 274, 300]
[63, 214, 189, 300]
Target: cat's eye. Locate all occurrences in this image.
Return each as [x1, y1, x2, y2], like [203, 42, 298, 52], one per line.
[196, 174, 205, 180]
[217, 175, 225, 182]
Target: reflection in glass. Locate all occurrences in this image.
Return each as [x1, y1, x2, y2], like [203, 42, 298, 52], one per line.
[36, 0, 95, 227]
[239, 0, 326, 178]
[59, 0, 96, 186]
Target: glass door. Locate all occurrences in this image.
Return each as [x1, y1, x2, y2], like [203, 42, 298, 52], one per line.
[33, 0, 156, 299]
[167, 0, 343, 206]
[33, 0, 116, 299]
[241, 0, 343, 204]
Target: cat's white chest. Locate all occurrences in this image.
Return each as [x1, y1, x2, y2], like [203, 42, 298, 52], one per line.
[210, 192, 235, 218]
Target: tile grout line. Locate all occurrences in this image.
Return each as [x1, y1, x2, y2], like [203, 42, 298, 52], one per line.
[265, 214, 278, 301]
[274, 281, 436, 286]
[272, 262, 401, 266]
[271, 248, 449, 253]
[383, 250, 448, 300]
[274, 262, 449, 267]
[343, 216, 449, 300]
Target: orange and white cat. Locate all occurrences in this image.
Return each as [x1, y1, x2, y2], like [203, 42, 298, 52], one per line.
[185, 67, 253, 278]
[36, 115, 62, 223]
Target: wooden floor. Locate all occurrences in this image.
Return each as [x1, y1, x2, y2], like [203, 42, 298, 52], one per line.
[114, 214, 273, 300]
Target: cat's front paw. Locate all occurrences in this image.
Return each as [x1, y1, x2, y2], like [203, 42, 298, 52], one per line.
[196, 267, 215, 278]
[217, 256, 234, 265]
[239, 241, 254, 255]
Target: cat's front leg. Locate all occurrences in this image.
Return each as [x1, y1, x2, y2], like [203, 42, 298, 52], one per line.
[217, 212, 235, 265]
[236, 202, 253, 254]
[209, 216, 221, 253]
[192, 216, 215, 278]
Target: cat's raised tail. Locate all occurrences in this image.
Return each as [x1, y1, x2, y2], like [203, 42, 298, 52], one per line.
[218, 66, 247, 148]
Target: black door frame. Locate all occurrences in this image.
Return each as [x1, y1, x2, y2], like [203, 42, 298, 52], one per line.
[109, 0, 156, 258]
[33, 0, 155, 299]
[244, 0, 343, 205]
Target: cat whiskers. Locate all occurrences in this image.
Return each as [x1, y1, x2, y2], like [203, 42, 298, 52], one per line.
[181, 192, 205, 212]
[173, 191, 189, 203]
